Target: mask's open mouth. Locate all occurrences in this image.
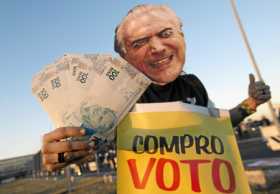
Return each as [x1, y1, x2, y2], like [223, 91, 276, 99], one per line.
[150, 54, 173, 69]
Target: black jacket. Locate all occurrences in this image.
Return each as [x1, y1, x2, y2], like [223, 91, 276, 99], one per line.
[138, 74, 208, 107]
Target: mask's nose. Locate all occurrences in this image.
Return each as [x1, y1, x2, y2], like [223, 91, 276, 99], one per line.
[149, 37, 166, 55]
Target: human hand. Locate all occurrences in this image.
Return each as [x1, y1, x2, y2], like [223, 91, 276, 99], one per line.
[41, 127, 96, 171]
[248, 74, 271, 107]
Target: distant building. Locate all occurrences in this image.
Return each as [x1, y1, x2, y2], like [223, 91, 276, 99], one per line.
[0, 154, 34, 183]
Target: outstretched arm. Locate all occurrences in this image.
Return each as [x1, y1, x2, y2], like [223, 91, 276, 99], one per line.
[229, 74, 271, 127]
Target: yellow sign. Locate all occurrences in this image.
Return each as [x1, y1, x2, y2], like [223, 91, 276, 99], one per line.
[117, 102, 251, 194]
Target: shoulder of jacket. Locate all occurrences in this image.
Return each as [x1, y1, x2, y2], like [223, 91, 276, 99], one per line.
[180, 73, 203, 85]
[180, 73, 209, 106]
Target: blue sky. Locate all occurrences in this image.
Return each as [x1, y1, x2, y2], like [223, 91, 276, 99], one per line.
[0, 0, 279, 159]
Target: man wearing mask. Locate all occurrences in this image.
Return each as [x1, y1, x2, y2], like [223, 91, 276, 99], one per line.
[42, 4, 271, 171]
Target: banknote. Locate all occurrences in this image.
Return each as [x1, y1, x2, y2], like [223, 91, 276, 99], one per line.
[32, 61, 70, 127]
[32, 53, 151, 140]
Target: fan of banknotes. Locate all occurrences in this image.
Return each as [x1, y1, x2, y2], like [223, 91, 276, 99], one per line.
[32, 53, 151, 140]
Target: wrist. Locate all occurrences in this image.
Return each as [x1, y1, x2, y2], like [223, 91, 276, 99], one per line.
[240, 97, 257, 115]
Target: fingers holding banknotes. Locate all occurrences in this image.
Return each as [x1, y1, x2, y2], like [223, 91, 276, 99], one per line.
[34, 54, 151, 171]
[42, 127, 96, 171]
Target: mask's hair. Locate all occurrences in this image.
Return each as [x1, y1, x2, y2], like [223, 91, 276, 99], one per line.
[114, 4, 183, 58]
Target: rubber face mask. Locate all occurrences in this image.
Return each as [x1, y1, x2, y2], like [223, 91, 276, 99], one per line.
[117, 5, 186, 84]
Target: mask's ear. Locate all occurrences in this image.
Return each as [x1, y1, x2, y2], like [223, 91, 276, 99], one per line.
[120, 45, 130, 62]
[178, 30, 184, 37]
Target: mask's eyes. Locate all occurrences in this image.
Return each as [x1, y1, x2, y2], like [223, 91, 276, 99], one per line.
[158, 28, 173, 38]
[131, 37, 149, 48]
